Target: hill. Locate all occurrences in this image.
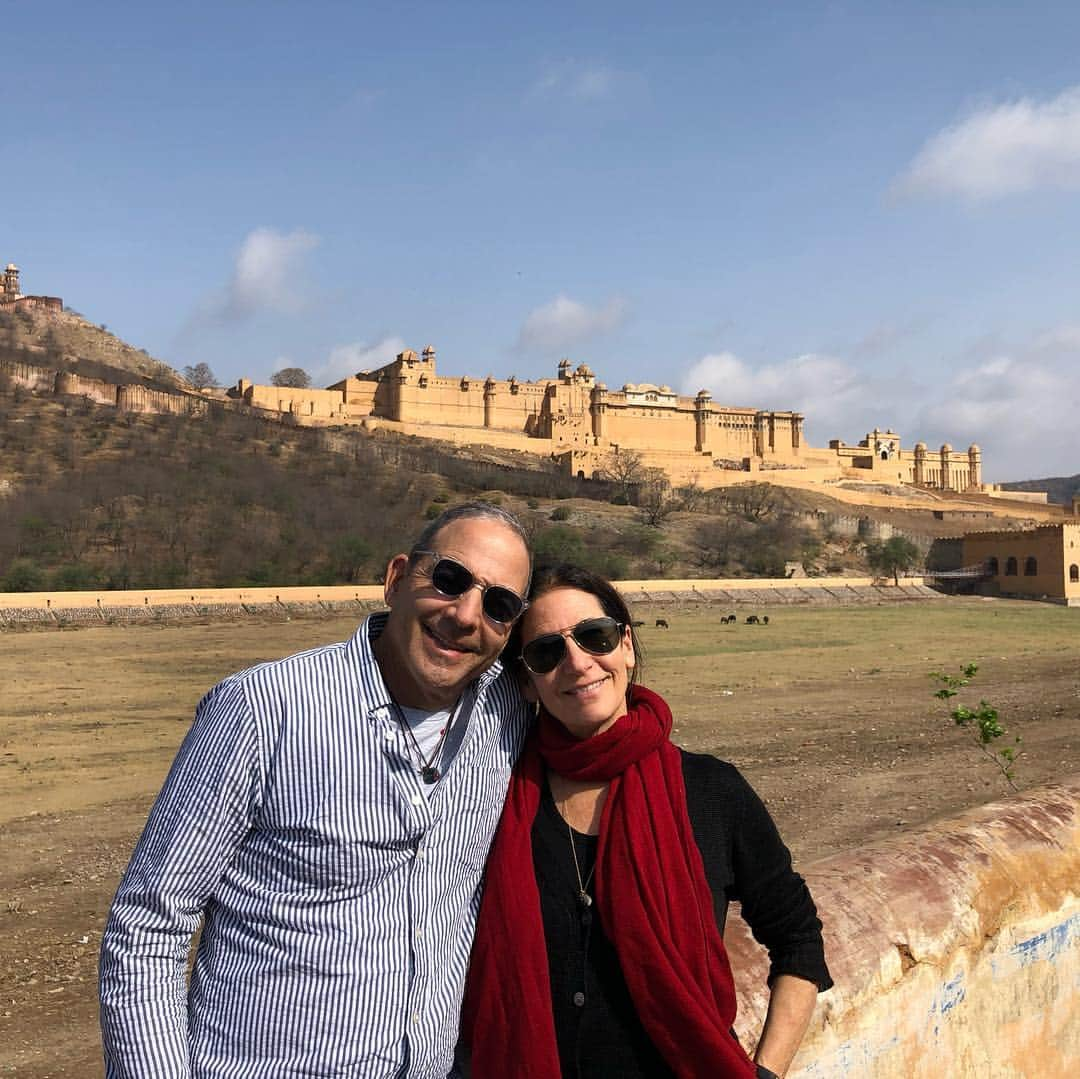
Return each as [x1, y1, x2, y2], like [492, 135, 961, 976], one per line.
[0, 303, 185, 390]
[0, 373, 1058, 593]
[1001, 473, 1080, 506]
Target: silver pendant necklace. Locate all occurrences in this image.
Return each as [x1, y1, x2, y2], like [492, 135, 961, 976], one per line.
[390, 696, 460, 785]
[565, 815, 597, 909]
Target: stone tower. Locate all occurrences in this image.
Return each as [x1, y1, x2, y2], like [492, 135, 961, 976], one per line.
[2, 264, 20, 302]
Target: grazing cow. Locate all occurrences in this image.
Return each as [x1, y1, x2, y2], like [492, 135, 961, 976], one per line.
[745, 615, 760, 625]
[762, 615, 770, 625]
[655, 618, 669, 628]
[631, 620, 645, 628]
[721, 614, 736, 624]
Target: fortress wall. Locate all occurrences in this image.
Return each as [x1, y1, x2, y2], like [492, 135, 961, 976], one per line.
[379, 419, 542, 453]
[693, 464, 845, 490]
[55, 370, 120, 406]
[727, 777, 1080, 1077]
[488, 385, 545, 431]
[339, 378, 378, 414]
[0, 357, 57, 392]
[606, 405, 697, 450]
[398, 379, 489, 427]
[115, 384, 205, 415]
[245, 385, 345, 418]
[986, 489, 1051, 505]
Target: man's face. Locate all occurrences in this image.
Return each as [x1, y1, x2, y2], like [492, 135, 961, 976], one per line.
[378, 517, 531, 710]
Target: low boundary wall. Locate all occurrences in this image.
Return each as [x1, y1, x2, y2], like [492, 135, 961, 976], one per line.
[728, 777, 1080, 1077]
[0, 577, 942, 627]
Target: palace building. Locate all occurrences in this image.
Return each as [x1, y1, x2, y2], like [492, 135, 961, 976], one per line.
[228, 345, 986, 493]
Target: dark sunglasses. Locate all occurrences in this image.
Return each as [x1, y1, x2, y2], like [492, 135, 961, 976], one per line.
[412, 550, 528, 625]
[520, 616, 625, 675]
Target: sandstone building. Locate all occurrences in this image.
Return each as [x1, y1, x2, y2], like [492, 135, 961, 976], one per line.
[230, 346, 986, 494]
[963, 516, 1080, 606]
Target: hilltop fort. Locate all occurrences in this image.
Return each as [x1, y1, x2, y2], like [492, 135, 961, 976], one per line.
[0, 262, 62, 313]
[231, 346, 984, 494]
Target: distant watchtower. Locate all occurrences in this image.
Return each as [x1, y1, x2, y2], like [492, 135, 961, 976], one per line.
[2, 263, 20, 302]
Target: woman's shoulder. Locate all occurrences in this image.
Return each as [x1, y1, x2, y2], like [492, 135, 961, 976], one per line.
[678, 747, 755, 800]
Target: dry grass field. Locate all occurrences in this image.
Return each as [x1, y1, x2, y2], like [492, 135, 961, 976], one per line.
[2, 597, 1078, 1076]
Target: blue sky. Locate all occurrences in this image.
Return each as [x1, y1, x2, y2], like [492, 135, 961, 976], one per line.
[5, 1, 1080, 481]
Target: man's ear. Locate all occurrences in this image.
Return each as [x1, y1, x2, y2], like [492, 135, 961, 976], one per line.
[383, 554, 410, 607]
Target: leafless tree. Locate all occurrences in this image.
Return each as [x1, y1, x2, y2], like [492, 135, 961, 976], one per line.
[182, 362, 219, 390]
[597, 448, 646, 503]
[719, 481, 778, 522]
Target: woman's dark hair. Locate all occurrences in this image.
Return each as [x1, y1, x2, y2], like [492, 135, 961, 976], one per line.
[506, 562, 643, 691]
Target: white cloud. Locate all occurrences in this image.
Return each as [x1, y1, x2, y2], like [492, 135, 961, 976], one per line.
[181, 227, 321, 337]
[681, 350, 876, 436]
[517, 294, 627, 352]
[680, 332, 1080, 482]
[314, 335, 406, 386]
[223, 227, 320, 319]
[895, 85, 1080, 201]
[915, 348, 1078, 480]
[529, 61, 620, 101]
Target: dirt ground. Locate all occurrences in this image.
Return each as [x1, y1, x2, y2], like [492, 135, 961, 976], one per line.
[2, 597, 1078, 1076]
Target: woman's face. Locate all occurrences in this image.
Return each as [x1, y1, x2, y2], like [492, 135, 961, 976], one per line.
[520, 587, 635, 740]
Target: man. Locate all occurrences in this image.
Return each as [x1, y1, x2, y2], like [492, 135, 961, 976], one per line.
[99, 502, 533, 1078]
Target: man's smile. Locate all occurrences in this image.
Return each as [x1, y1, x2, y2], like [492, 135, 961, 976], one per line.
[422, 622, 478, 655]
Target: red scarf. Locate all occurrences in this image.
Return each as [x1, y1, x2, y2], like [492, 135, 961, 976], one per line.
[461, 685, 756, 1078]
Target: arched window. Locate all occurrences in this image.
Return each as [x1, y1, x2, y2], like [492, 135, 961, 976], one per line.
[1024, 556, 1038, 576]
[986, 556, 999, 576]
[1071, 564, 1079, 583]
[1005, 556, 1018, 576]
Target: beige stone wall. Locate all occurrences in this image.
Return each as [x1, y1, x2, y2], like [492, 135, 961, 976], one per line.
[730, 778, 1080, 1077]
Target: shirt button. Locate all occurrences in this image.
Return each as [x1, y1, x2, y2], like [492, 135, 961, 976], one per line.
[572, 991, 585, 1008]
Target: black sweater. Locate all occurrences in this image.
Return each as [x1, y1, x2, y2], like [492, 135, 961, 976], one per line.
[533, 750, 832, 1079]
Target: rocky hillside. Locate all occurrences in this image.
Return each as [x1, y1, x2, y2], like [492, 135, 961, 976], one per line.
[1001, 473, 1080, 506]
[0, 303, 185, 390]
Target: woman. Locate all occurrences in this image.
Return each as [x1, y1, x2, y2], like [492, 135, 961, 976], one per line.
[461, 564, 831, 1079]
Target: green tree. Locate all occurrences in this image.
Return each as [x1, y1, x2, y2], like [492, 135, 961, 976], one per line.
[866, 535, 922, 584]
[931, 663, 1020, 790]
[329, 534, 374, 582]
[3, 558, 45, 592]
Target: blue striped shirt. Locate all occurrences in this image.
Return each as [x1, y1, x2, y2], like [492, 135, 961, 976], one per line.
[99, 612, 530, 1078]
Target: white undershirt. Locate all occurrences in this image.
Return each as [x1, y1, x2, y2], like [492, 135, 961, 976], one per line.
[399, 705, 454, 757]
[398, 691, 476, 796]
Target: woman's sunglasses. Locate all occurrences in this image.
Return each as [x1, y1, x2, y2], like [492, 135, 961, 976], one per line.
[520, 616, 625, 675]
[412, 550, 528, 625]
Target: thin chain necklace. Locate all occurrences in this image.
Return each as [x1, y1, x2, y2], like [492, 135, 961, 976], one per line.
[560, 801, 597, 909]
[390, 696, 461, 784]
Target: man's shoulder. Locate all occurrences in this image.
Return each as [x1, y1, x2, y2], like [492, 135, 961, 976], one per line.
[211, 619, 375, 699]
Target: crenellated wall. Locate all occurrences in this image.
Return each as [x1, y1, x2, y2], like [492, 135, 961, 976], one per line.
[728, 778, 1080, 1076]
